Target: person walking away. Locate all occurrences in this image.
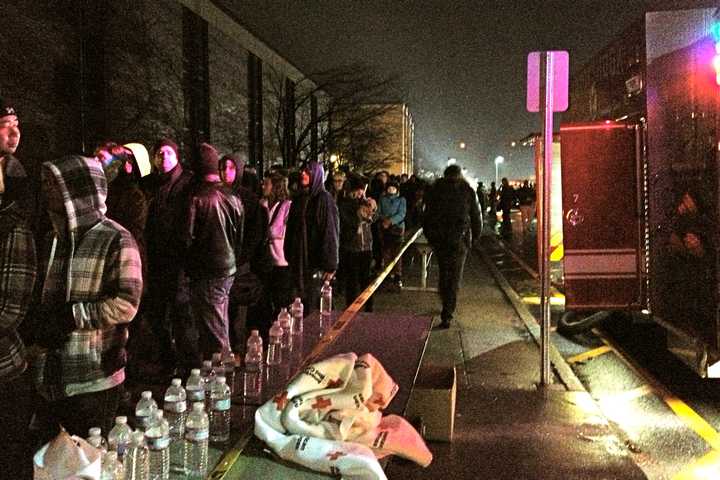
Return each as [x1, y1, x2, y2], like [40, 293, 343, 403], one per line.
[142, 138, 196, 374]
[33, 155, 143, 442]
[378, 181, 407, 289]
[183, 144, 244, 360]
[488, 181, 498, 221]
[260, 172, 292, 322]
[498, 177, 515, 235]
[338, 174, 377, 310]
[0, 100, 38, 479]
[285, 161, 339, 312]
[423, 165, 481, 329]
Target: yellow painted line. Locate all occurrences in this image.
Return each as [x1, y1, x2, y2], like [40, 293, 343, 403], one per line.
[673, 449, 720, 480]
[521, 295, 566, 306]
[566, 345, 613, 364]
[594, 329, 720, 452]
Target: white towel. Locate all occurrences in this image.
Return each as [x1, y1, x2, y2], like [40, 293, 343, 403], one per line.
[255, 352, 433, 480]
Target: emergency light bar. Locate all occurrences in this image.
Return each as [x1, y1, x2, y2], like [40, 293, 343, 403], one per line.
[713, 23, 720, 85]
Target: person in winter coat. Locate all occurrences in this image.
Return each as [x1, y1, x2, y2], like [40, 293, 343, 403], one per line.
[0, 100, 38, 479]
[423, 164, 482, 329]
[378, 180, 407, 288]
[184, 144, 244, 359]
[285, 160, 339, 312]
[96, 142, 151, 281]
[338, 174, 377, 310]
[33, 155, 143, 441]
[261, 171, 293, 320]
[141, 138, 195, 373]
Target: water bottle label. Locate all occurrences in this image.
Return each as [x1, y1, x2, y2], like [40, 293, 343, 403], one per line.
[146, 435, 171, 450]
[185, 427, 209, 442]
[167, 401, 187, 413]
[213, 398, 231, 411]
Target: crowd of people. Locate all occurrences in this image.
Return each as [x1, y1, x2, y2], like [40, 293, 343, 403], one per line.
[476, 178, 536, 234]
[0, 98, 460, 476]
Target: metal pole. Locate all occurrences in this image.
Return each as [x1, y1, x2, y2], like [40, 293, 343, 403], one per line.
[495, 162, 499, 185]
[540, 52, 554, 385]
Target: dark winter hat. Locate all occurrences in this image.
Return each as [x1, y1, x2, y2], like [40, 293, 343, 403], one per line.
[386, 180, 400, 191]
[0, 98, 17, 119]
[346, 173, 368, 192]
[153, 138, 179, 158]
[197, 143, 220, 175]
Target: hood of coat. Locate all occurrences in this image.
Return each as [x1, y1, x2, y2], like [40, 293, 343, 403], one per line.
[41, 155, 107, 233]
[308, 160, 326, 198]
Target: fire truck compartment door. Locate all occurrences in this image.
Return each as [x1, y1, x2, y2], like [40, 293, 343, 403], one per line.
[560, 122, 642, 310]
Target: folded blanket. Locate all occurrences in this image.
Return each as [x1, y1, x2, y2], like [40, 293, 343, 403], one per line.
[255, 352, 432, 480]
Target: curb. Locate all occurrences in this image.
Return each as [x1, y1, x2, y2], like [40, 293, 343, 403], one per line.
[476, 245, 586, 392]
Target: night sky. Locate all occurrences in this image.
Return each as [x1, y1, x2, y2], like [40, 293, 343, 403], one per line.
[229, 0, 717, 182]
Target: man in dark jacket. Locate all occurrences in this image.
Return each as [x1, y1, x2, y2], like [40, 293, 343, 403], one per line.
[285, 160, 339, 312]
[423, 165, 482, 328]
[142, 138, 195, 372]
[184, 143, 244, 359]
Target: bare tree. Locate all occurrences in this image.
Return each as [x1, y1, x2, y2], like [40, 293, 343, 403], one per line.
[264, 62, 404, 171]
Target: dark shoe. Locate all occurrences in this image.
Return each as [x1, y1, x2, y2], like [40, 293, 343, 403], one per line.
[433, 319, 451, 330]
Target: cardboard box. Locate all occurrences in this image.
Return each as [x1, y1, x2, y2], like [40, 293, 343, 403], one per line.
[405, 365, 457, 442]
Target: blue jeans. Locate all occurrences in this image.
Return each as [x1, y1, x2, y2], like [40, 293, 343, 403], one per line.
[191, 276, 234, 359]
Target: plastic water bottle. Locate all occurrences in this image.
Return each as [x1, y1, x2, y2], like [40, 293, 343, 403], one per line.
[145, 410, 170, 480]
[184, 403, 209, 479]
[186, 369, 205, 411]
[291, 297, 304, 334]
[108, 416, 132, 462]
[135, 391, 158, 432]
[320, 280, 332, 333]
[87, 427, 108, 453]
[243, 346, 263, 404]
[320, 281, 332, 315]
[101, 451, 124, 480]
[124, 430, 149, 480]
[247, 329, 263, 359]
[278, 308, 293, 347]
[163, 379, 187, 438]
[267, 321, 283, 366]
[209, 376, 232, 443]
[221, 351, 236, 396]
[200, 360, 216, 410]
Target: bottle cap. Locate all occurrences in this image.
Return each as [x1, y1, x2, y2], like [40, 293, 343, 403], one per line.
[190, 368, 201, 376]
[141, 391, 152, 399]
[193, 402, 205, 412]
[250, 329, 260, 337]
[171, 378, 182, 387]
[216, 376, 226, 384]
[116, 416, 127, 424]
[88, 427, 101, 437]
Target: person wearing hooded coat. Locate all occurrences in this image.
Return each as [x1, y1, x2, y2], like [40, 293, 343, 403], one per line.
[423, 165, 482, 329]
[285, 160, 339, 312]
[32, 155, 143, 441]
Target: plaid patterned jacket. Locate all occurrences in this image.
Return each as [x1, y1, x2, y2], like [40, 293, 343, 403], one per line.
[34, 156, 142, 401]
[0, 202, 37, 381]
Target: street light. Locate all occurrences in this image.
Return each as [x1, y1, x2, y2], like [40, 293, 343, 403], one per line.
[459, 142, 466, 150]
[494, 155, 505, 185]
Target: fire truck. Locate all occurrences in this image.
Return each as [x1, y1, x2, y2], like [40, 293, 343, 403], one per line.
[559, 8, 720, 377]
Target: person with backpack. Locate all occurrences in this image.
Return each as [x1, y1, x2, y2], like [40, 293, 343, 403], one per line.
[422, 165, 482, 329]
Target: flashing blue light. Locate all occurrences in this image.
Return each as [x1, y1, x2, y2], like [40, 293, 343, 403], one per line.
[712, 23, 720, 43]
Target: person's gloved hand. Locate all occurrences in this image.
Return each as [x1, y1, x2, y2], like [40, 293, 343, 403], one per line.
[34, 303, 77, 350]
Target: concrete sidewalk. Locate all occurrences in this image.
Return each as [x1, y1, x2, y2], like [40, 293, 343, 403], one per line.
[373, 243, 646, 479]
